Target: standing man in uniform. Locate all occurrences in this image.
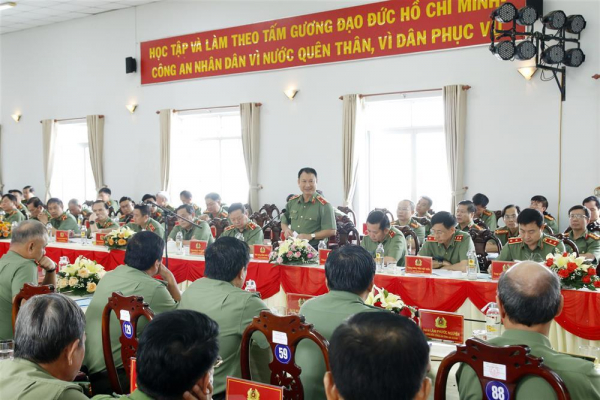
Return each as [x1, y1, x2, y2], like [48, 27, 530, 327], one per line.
[418, 211, 475, 272]
[530, 195, 559, 234]
[362, 210, 407, 266]
[125, 204, 165, 238]
[168, 205, 214, 245]
[199, 192, 229, 221]
[26, 198, 50, 224]
[281, 167, 336, 249]
[564, 205, 600, 265]
[1, 194, 26, 224]
[472, 193, 497, 231]
[456, 200, 484, 232]
[394, 199, 426, 245]
[47, 198, 80, 234]
[220, 203, 264, 246]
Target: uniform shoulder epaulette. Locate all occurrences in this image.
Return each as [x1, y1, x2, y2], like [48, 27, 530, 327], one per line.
[544, 214, 555, 221]
[563, 232, 571, 238]
[288, 194, 300, 202]
[426, 235, 436, 242]
[247, 222, 258, 230]
[388, 230, 396, 239]
[455, 234, 464, 242]
[316, 195, 328, 205]
[587, 232, 600, 240]
[220, 211, 229, 218]
[148, 224, 156, 232]
[192, 204, 199, 210]
[543, 236, 559, 247]
[508, 237, 523, 245]
[410, 221, 420, 229]
[483, 210, 493, 216]
[224, 225, 236, 231]
[495, 229, 509, 235]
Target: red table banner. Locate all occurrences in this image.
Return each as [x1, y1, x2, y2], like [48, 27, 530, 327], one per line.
[286, 293, 314, 315]
[420, 309, 464, 343]
[95, 233, 107, 246]
[406, 255, 433, 274]
[55, 231, 69, 243]
[226, 377, 283, 400]
[254, 245, 272, 261]
[490, 261, 516, 280]
[140, 0, 525, 85]
[319, 249, 331, 265]
[189, 240, 208, 256]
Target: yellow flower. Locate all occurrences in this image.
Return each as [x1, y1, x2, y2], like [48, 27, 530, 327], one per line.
[68, 277, 79, 286]
[87, 263, 99, 274]
[86, 282, 97, 293]
[58, 278, 69, 289]
[556, 256, 568, 268]
[77, 268, 90, 279]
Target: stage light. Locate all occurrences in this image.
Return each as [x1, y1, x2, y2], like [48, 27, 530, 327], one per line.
[565, 15, 586, 34]
[492, 3, 517, 23]
[515, 41, 537, 60]
[491, 41, 515, 61]
[541, 45, 565, 64]
[516, 6, 538, 26]
[542, 10, 566, 30]
[563, 48, 585, 67]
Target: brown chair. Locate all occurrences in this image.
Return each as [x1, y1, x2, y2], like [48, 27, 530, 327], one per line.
[259, 204, 281, 220]
[263, 219, 283, 250]
[543, 224, 555, 236]
[338, 223, 361, 247]
[435, 338, 571, 400]
[102, 292, 155, 394]
[375, 208, 394, 224]
[249, 211, 271, 228]
[244, 203, 253, 215]
[473, 218, 489, 230]
[552, 233, 580, 257]
[396, 225, 420, 254]
[12, 283, 55, 332]
[209, 218, 230, 239]
[337, 206, 357, 226]
[241, 311, 330, 400]
[468, 229, 502, 273]
[413, 216, 431, 231]
[494, 210, 502, 221]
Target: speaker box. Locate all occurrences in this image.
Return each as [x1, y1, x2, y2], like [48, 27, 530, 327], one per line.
[125, 57, 137, 74]
[527, 0, 543, 18]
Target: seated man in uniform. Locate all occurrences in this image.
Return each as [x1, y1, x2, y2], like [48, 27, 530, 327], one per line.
[156, 191, 176, 213]
[199, 192, 229, 221]
[281, 167, 336, 249]
[1, 194, 26, 224]
[0, 220, 56, 340]
[142, 194, 163, 222]
[583, 195, 600, 226]
[26, 197, 50, 224]
[118, 196, 135, 224]
[486, 205, 520, 252]
[362, 210, 407, 266]
[497, 208, 565, 262]
[472, 193, 497, 231]
[98, 187, 118, 215]
[125, 204, 165, 238]
[415, 195, 433, 219]
[564, 205, 600, 265]
[418, 211, 475, 271]
[530, 195, 558, 234]
[220, 202, 264, 247]
[297, 245, 384, 400]
[180, 190, 202, 216]
[325, 312, 431, 400]
[67, 199, 90, 222]
[22, 185, 36, 202]
[168, 204, 214, 245]
[47, 198, 81, 234]
[456, 200, 484, 232]
[8, 189, 29, 218]
[394, 199, 425, 246]
[88, 200, 119, 238]
[457, 261, 600, 399]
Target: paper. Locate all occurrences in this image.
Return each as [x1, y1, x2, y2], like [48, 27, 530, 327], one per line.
[272, 330, 288, 345]
[119, 310, 131, 322]
[483, 361, 507, 380]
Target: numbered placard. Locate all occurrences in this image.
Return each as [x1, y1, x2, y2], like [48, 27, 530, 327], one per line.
[95, 232, 107, 246]
[189, 240, 208, 256]
[274, 344, 291, 364]
[55, 230, 69, 243]
[122, 321, 133, 339]
[485, 381, 510, 400]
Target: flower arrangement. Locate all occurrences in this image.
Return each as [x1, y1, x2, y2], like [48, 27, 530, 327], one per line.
[105, 226, 136, 250]
[0, 222, 11, 239]
[365, 285, 419, 322]
[545, 251, 600, 290]
[269, 238, 318, 265]
[57, 256, 106, 295]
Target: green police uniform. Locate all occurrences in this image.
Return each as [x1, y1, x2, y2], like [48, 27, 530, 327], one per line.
[4, 209, 25, 224]
[418, 232, 476, 265]
[92, 388, 153, 399]
[50, 212, 81, 234]
[178, 278, 270, 396]
[125, 218, 164, 238]
[168, 220, 214, 243]
[480, 209, 497, 231]
[88, 218, 119, 238]
[84, 265, 178, 376]
[119, 214, 133, 225]
[544, 213, 559, 234]
[361, 226, 407, 266]
[16, 203, 30, 219]
[202, 207, 229, 220]
[0, 251, 37, 340]
[281, 193, 336, 248]
[105, 199, 119, 214]
[413, 213, 432, 236]
[188, 202, 202, 217]
[564, 230, 600, 264]
[457, 330, 600, 400]
[220, 221, 264, 247]
[32, 210, 51, 222]
[296, 291, 385, 400]
[497, 233, 565, 262]
[457, 221, 485, 233]
[151, 210, 165, 223]
[0, 358, 88, 400]
[393, 218, 426, 245]
[494, 227, 519, 246]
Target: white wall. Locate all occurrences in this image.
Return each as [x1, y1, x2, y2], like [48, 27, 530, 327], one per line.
[1, 0, 599, 231]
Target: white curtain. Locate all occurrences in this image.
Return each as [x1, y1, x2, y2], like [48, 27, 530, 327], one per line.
[86, 115, 105, 191]
[342, 94, 363, 207]
[41, 119, 58, 201]
[240, 103, 261, 211]
[0, 125, 3, 194]
[443, 85, 468, 211]
[159, 109, 174, 192]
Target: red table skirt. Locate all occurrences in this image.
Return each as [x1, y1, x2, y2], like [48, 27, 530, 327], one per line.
[1, 242, 598, 340]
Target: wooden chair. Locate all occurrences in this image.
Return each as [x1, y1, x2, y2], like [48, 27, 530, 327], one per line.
[259, 204, 281, 220]
[240, 311, 330, 400]
[12, 283, 55, 332]
[543, 224, 555, 236]
[435, 338, 571, 400]
[244, 203, 253, 215]
[396, 225, 420, 254]
[374, 208, 394, 224]
[552, 233, 580, 257]
[468, 229, 502, 273]
[102, 292, 155, 394]
[249, 211, 271, 228]
[263, 219, 282, 250]
[413, 216, 431, 231]
[494, 210, 502, 221]
[337, 206, 357, 226]
[209, 218, 230, 239]
[338, 221, 360, 247]
[473, 218, 489, 230]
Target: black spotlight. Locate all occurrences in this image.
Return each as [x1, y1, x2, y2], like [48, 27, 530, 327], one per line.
[565, 15, 586, 34]
[491, 41, 515, 60]
[563, 48, 585, 67]
[492, 3, 517, 23]
[516, 6, 538, 26]
[541, 45, 565, 64]
[515, 41, 537, 60]
[542, 10, 567, 30]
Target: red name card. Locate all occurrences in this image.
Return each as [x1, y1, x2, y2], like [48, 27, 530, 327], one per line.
[254, 245, 272, 261]
[405, 255, 433, 274]
[55, 230, 69, 243]
[189, 240, 208, 256]
[419, 309, 464, 344]
[286, 293, 314, 315]
[363, 223, 368, 235]
[95, 233, 107, 246]
[319, 249, 331, 265]
[226, 377, 283, 400]
[491, 261, 516, 280]
[130, 357, 137, 393]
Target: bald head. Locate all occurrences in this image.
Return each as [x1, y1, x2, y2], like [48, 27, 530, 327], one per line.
[498, 261, 561, 327]
[11, 220, 47, 245]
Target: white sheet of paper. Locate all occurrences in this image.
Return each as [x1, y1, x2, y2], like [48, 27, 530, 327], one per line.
[272, 330, 288, 345]
[483, 361, 507, 380]
[119, 310, 131, 322]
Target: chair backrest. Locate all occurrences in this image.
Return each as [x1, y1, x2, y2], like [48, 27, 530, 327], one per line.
[395, 225, 421, 254]
[337, 206, 357, 226]
[473, 218, 488, 230]
[494, 210, 502, 221]
[413, 216, 431, 230]
[468, 229, 502, 272]
[374, 208, 394, 224]
[250, 212, 271, 228]
[552, 233, 580, 257]
[544, 223, 555, 236]
[587, 221, 600, 233]
[12, 283, 55, 332]
[263, 219, 282, 250]
[209, 218, 230, 239]
[102, 291, 155, 394]
[259, 204, 281, 220]
[244, 203, 253, 215]
[338, 226, 361, 247]
[240, 311, 330, 400]
[435, 338, 571, 400]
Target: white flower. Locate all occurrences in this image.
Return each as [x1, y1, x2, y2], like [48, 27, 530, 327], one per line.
[58, 278, 69, 289]
[77, 268, 90, 279]
[68, 277, 79, 287]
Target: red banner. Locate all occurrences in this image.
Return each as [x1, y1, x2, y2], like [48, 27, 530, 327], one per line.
[420, 309, 464, 343]
[189, 240, 208, 256]
[55, 231, 69, 243]
[226, 377, 283, 400]
[141, 0, 525, 85]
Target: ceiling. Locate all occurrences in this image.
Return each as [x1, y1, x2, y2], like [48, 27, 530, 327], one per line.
[0, 0, 162, 34]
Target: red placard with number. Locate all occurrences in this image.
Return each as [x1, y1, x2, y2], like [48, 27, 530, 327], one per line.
[189, 240, 208, 256]
[130, 357, 137, 392]
[226, 377, 283, 400]
[286, 293, 314, 315]
[55, 230, 69, 243]
[95, 233, 107, 246]
[405, 255, 433, 274]
[491, 261, 516, 280]
[319, 249, 331, 265]
[419, 309, 464, 343]
[254, 245, 272, 261]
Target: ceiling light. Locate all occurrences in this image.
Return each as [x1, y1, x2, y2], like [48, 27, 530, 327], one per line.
[542, 10, 567, 30]
[284, 89, 298, 100]
[11, 114, 21, 122]
[126, 104, 137, 113]
[0, 2, 16, 12]
[563, 48, 585, 67]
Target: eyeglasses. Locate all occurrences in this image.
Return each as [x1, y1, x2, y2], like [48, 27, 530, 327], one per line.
[569, 214, 588, 220]
[504, 214, 518, 220]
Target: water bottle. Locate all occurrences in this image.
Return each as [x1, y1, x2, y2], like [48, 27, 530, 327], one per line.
[245, 279, 257, 293]
[58, 256, 69, 273]
[467, 250, 478, 280]
[80, 224, 88, 245]
[77, 214, 83, 227]
[485, 303, 501, 339]
[46, 223, 53, 240]
[11, 221, 18, 233]
[375, 243, 385, 272]
[175, 231, 183, 255]
[318, 240, 327, 251]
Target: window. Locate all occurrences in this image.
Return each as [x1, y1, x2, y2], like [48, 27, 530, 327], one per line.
[50, 120, 96, 202]
[358, 92, 451, 220]
[169, 109, 248, 206]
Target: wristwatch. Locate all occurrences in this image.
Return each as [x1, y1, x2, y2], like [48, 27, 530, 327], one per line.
[311, 233, 316, 239]
[89, 220, 95, 225]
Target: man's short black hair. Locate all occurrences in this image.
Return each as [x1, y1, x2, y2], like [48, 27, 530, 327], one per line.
[430, 211, 456, 229]
[124, 231, 164, 271]
[27, 197, 45, 208]
[2, 193, 17, 204]
[297, 167, 317, 179]
[531, 195, 548, 210]
[23, 185, 34, 192]
[92, 200, 109, 209]
[134, 204, 150, 217]
[366, 210, 390, 231]
[204, 237, 250, 282]
[9, 189, 23, 196]
[517, 208, 544, 228]
[457, 200, 476, 214]
[119, 196, 134, 205]
[501, 204, 521, 218]
[136, 310, 219, 399]
[47, 198, 63, 208]
[180, 190, 192, 199]
[472, 193, 489, 207]
[569, 205, 590, 219]
[176, 204, 194, 215]
[227, 203, 245, 214]
[583, 196, 600, 209]
[142, 194, 157, 203]
[329, 312, 430, 400]
[325, 246, 375, 294]
[98, 187, 112, 196]
[204, 192, 221, 202]
[419, 196, 433, 208]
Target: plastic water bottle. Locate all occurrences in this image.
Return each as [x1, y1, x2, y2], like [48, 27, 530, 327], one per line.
[58, 256, 69, 273]
[46, 223, 53, 241]
[375, 243, 385, 272]
[485, 303, 501, 339]
[80, 225, 88, 245]
[318, 240, 327, 251]
[175, 231, 183, 255]
[77, 214, 83, 227]
[467, 250, 478, 280]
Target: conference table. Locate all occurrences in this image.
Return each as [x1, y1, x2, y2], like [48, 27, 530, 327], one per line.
[1, 239, 598, 354]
